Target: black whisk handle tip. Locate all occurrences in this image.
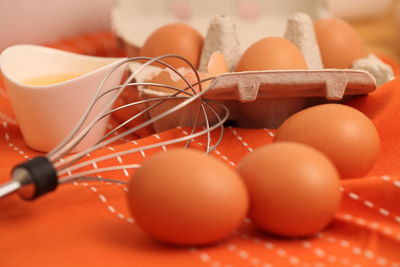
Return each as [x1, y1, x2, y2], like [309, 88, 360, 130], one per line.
[12, 156, 58, 200]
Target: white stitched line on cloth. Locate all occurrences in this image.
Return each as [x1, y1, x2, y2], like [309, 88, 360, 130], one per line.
[189, 248, 233, 267]
[59, 158, 72, 176]
[263, 128, 275, 137]
[301, 240, 353, 265]
[380, 176, 400, 225]
[213, 149, 236, 167]
[317, 233, 392, 266]
[381, 175, 400, 189]
[229, 127, 254, 152]
[1, 120, 30, 160]
[239, 233, 302, 266]
[337, 213, 400, 241]
[131, 140, 146, 158]
[226, 243, 273, 267]
[82, 152, 129, 188]
[153, 134, 167, 151]
[106, 146, 130, 177]
[72, 152, 133, 223]
[73, 182, 134, 224]
[0, 111, 17, 124]
[178, 127, 236, 167]
[344, 190, 400, 225]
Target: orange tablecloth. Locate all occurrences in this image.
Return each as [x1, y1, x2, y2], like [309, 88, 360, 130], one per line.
[1, 32, 400, 267]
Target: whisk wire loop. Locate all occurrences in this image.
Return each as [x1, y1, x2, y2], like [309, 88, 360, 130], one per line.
[48, 55, 202, 161]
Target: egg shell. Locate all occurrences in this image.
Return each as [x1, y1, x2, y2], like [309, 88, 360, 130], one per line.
[237, 142, 341, 237]
[274, 104, 380, 178]
[127, 149, 249, 246]
[235, 37, 308, 72]
[139, 23, 204, 69]
[145, 67, 192, 94]
[314, 18, 366, 69]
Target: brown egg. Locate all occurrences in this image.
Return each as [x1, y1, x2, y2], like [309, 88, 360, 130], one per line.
[127, 149, 249, 246]
[139, 23, 204, 69]
[314, 18, 366, 68]
[237, 142, 341, 237]
[274, 104, 380, 178]
[235, 37, 308, 72]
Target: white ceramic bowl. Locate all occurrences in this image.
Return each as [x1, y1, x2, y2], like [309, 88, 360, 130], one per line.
[0, 45, 126, 153]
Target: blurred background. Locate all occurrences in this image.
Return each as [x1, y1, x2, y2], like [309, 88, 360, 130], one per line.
[0, 0, 400, 60]
[347, 0, 400, 61]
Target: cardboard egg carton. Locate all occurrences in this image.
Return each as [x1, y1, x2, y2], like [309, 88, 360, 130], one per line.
[114, 1, 393, 130]
[136, 68, 376, 131]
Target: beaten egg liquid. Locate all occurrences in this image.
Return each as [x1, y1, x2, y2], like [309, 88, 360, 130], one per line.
[23, 73, 83, 85]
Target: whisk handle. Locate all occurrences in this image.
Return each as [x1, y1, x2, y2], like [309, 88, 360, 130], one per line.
[12, 156, 58, 200]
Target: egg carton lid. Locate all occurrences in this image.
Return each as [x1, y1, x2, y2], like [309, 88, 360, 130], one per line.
[138, 69, 377, 102]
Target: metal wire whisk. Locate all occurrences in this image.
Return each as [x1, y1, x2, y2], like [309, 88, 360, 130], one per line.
[0, 54, 229, 201]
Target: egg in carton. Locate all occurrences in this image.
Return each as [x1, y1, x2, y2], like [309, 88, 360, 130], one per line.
[112, 1, 394, 131]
